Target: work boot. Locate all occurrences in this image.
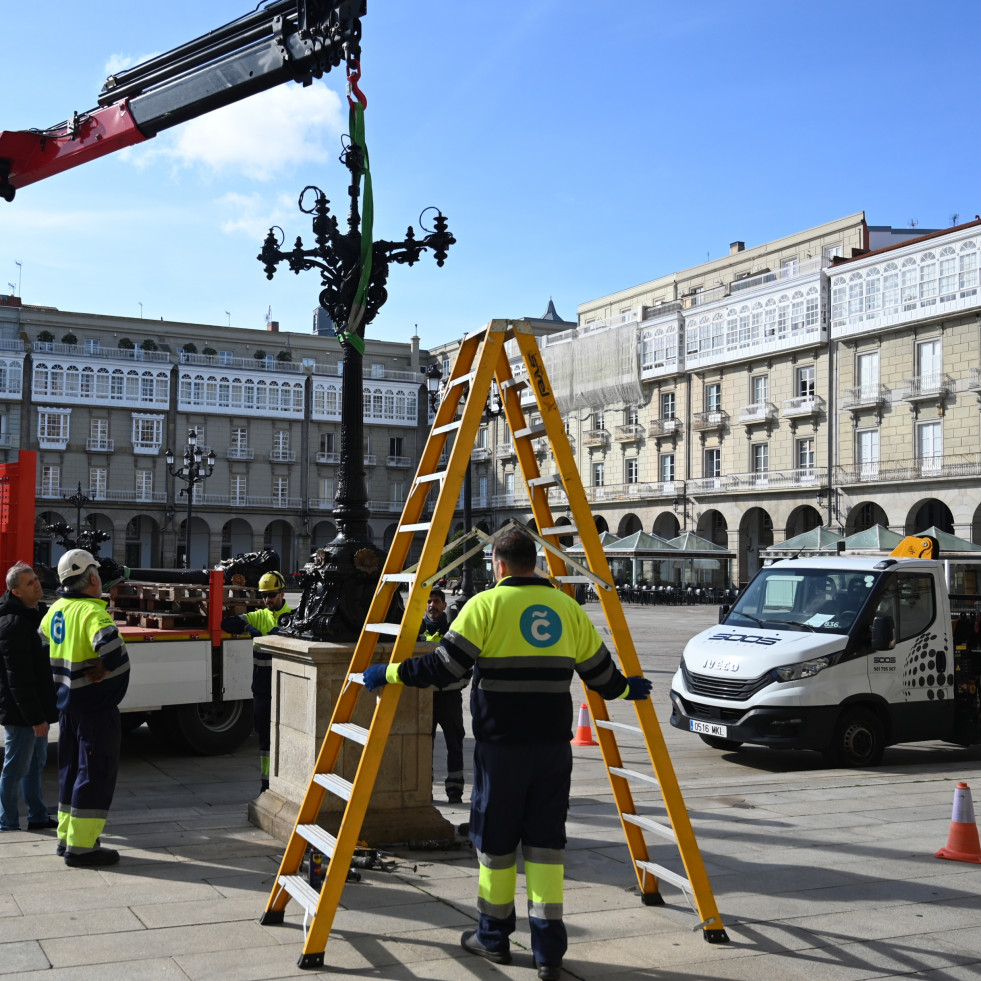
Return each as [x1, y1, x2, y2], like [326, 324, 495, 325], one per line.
[461, 929, 511, 964]
[535, 961, 562, 980]
[65, 847, 119, 868]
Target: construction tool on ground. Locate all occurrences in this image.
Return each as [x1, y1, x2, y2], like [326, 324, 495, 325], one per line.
[259, 319, 729, 968]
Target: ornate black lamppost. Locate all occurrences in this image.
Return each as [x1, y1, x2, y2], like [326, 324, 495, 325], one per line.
[63, 481, 92, 538]
[166, 429, 215, 569]
[257, 74, 455, 640]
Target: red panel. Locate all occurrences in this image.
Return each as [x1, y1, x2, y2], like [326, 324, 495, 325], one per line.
[0, 450, 37, 576]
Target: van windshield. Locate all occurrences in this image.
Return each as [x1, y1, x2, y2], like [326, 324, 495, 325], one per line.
[727, 568, 878, 634]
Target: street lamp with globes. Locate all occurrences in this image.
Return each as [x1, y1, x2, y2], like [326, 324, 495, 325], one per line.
[166, 429, 216, 569]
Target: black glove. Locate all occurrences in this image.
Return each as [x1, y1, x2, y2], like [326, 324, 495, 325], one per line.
[624, 676, 652, 700]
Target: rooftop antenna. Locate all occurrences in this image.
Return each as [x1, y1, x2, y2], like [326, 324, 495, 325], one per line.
[908, 218, 918, 228]
[950, 213, 960, 227]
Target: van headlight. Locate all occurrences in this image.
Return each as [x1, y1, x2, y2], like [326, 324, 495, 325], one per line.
[771, 654, 832, 682]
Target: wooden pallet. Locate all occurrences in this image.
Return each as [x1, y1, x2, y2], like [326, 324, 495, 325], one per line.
[108, 580, 262, 626]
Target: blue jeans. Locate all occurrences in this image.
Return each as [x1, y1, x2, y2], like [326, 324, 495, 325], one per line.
[0, 725, 49, 830]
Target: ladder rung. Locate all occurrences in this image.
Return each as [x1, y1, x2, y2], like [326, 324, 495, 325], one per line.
[636, 860, 692, 895]
[399, 522, 432, 533]
[313, 772, 353, 802]
[596, 719, 643, 736]
[528, 474, 562, 487]
[364, 623, 401, 637]
[331, 722, 369, 745]
[609, 766, 661, 789]
[554, 576, 590, 584]
[277, 874, 320, 916]
[514, 423, 546, 440]
[447, 371, 475, 391]
[415, 472, 446, 484]
[622, 812, 678, 844]
[432, 420, 462, 435]
[540, 526, 579, 537]
[381, 573, 416, 583]
[500, 377, 527, 391]
[298, 823, 339, 858]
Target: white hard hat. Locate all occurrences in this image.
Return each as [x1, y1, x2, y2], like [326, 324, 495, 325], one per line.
[57, 549, 98, 585]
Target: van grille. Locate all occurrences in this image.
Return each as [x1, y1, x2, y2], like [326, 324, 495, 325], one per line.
[681, 662, 774, 701]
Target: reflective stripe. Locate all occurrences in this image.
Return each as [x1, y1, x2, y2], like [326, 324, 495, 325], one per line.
[443, 628, 480, 660]
[478, 678, 573, 694]
[479, 654, 576, 670]
[524, 845, 563, 865]
[528, 900, 564, 921]
[476, 848, 517, 869]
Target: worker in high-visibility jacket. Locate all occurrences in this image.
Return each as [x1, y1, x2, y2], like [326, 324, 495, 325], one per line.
[220, 571, 291, 793]
[364, 529, 651, 981]
[39, 549, 130, 868]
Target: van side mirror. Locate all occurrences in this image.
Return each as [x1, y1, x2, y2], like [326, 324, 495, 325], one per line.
[871, 615, 895, 651]
[718, 604, 730, 624]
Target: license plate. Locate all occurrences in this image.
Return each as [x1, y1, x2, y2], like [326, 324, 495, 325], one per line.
[690, 720, 727, 737]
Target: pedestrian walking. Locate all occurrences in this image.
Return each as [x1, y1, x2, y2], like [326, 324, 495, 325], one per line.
[363, 529, 652, 981]
[220, 571, 291, 793]
[40, 549, 130, 867]
[0, 562, 58, 833]
[418, 586, 468, 804]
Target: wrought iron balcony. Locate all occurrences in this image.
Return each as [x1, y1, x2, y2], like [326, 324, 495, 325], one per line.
[315, 450, 340, 464]
[649, 417, 681, 436]
[268, 449, 297, 463]
[836, 452, 981, 484]
[227, 446, 255, 460]
[898, 373, 954, 402]
[614, 424, 645, 442]
[840, 384, 886, 410]
[471, 447, 492, 462]
[387, 455, 413, 468]
[86, 437, 114, 452]
[738, 401, 778, 425]
[692, 410, 729, 432]
[781, 395, 825, 419]
[582, 429, 610, 447]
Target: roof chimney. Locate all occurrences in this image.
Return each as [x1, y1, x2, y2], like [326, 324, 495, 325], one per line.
[267, 320, 279, 332]
[729, 241, 745, 255]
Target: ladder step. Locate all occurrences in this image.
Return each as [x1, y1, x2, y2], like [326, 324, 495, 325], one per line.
[596, 719, 643, 736]
[277, 874, 320, 916]
[313, 772, 353, 802]
[298, 823, 339, 858]
[514, 423, 546, 440]
[415, 472, 446, 484]
[381, 573, 416, 583]
[500, 377, 527, 391]
[609, 766, 661, 790]
[554, 575, 590, 584]
[399, 522, 432, 533]
[432, 420, 462, 436]
[636, 860, 692, 896]
[331, 722, 369, 745]
[540, 526, 579, 537]
[622, 812, 679, 844]
[447, 371, 475, 391]
[528, 474, 562, 487]
[364, 623, 401, 637]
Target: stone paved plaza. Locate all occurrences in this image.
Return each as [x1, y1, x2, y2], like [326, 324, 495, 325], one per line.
[2, 603, 981, 979]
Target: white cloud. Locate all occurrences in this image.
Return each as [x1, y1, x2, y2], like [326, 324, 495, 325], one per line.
[136, 82, 344, 180]
[217, 191, 299, 240]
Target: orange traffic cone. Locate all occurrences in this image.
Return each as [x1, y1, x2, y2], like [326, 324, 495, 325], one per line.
[935, 782, 981, 864]
[571, 703, 598, 746]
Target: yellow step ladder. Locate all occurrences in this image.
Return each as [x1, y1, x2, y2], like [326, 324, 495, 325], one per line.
[259, 319, 728, 968]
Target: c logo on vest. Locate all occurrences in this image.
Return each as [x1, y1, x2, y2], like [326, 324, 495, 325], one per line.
[51, 611, 66, 645]
[520, 606, 562, 648]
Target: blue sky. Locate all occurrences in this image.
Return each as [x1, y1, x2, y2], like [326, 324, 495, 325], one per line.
[2, 1, 979, 348]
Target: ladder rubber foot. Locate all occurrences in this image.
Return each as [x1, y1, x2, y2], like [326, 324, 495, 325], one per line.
[298, 952, 325, 969]
[259, 909, 285, 925]
[703, 928, 730, 944]
[641, 891, 665, 907]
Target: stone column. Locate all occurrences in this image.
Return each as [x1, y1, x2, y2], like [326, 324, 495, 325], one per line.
[248, 635, 454, 846]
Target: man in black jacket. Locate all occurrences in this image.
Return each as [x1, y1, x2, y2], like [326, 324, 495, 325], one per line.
[0, 562, 58, 832]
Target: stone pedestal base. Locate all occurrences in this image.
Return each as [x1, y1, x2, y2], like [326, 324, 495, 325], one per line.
[247, 635, 453, 846]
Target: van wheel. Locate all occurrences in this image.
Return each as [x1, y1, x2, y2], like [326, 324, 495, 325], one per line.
[699, 734, 743, 751]
[825, 708, 884, 767]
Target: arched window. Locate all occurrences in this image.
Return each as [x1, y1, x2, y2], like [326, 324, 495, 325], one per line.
[960, 240, 978, 294]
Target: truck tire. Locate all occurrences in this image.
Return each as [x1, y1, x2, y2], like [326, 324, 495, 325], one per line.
[699, 734, 743, 751]
[824, 708, 885, 768]
[150, 700, 254, 756]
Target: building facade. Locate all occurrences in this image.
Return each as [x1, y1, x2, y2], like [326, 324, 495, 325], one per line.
[433, 213, 981, 586]
[0, 300, 433, 572]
